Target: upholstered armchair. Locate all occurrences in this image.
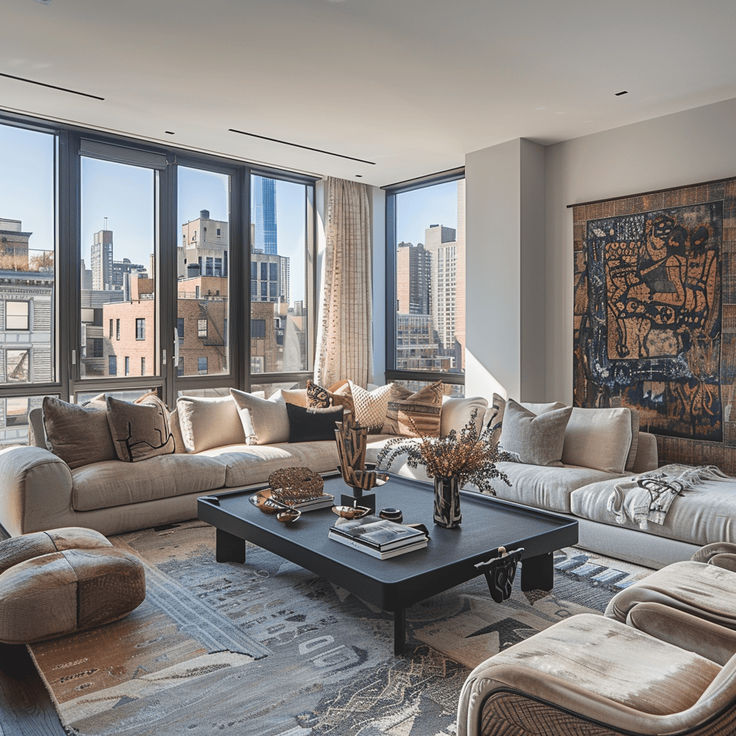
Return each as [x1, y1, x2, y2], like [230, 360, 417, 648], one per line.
[605, 542, 736, 627]
[457, 611, 736, 736]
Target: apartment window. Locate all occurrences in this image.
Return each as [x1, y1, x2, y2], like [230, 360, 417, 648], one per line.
[140, 357, 146, 374]
[90, 338, 103, 358]
[6, 349, 30, 382]
[251, 262, 257, 279]
[136, 318, 145, 340]
[0, 123, 56, 386]
[251, 319, 266, 338]
[386, 172, 465, 393]
[197, 356, 208, 374]
[109, 318, 113, 339]
[5, 301, 29, 331]
[5, 397, 28, 427]
[116, 319, 120, 341]
[177, 166, 231, 378]
[260, 263, 268, 280]
[177, 317, 184, 338]
[108, 355, 117, 376]
[124, 356, 130, 376]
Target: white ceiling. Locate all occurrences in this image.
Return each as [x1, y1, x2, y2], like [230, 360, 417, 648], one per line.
[2, 0, 736, 186]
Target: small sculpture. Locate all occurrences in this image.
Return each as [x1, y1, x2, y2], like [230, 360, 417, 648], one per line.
[268, 467, 324, 505]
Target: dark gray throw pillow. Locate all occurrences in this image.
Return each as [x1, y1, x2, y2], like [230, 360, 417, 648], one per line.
[106, 395, 175, 462]
[286, 403, 343, 443]
[499, 399, 572, 466]
[42, 396, 117, 469]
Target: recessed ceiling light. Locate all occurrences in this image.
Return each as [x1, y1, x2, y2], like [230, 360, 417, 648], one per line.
[164, 131, 175, 135]
[35, 0, 52, 5]
[614, 90, 629, 96]
[355, 174, 363, 178]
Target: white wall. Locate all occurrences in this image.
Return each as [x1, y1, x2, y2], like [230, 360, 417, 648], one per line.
[544, 96, 736, 402]
[465, 138, 546, 401]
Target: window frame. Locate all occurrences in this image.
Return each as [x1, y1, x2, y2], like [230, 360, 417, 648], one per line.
[0, 110, 318, 416]
[5, 300, 30, 331]
[383, 167, 466, 389]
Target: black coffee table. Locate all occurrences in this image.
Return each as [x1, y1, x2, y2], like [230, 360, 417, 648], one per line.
[198, 474, 578, 654]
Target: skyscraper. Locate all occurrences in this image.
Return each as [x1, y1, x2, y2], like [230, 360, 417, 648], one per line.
[396, 242, 431, 314]
[91, 229, 113, 291]
[252, 176, 278, 254]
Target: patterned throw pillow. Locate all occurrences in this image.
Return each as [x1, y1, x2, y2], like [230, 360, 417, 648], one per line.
[383, 382, 444, 437]
[306, 379, 356, 417]
[347, 381, 393, 432]
[306, 379, 331, 408]
[106, 395, 176, 462]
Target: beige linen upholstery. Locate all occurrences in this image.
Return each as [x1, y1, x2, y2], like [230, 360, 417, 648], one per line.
[176, 395, 244, 452]
[571, 475, 736, 546]
[229, 389, 289, 445]
[0, 543, 145, 644]
[632, 431, 658, 472]
[561, 407, 632, 473]
[440, 396, 488, 437]
[605, 560, 736, 628]
[499, 400, 572, 466]
[71, 454, 227, 511]
[693, 542, 736, 572]
[457, 613, 734, 736]
[199, 441, 339, 488]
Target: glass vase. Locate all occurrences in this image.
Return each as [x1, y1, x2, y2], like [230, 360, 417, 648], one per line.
[433, 475, 462, 528]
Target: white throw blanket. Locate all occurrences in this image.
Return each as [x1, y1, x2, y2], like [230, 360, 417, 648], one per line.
[607, 464, 731, 529]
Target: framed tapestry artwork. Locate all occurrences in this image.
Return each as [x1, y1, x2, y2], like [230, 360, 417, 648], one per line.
[572, 177, 736, 472]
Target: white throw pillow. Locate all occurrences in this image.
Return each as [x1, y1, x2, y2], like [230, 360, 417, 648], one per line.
[176, 395, 244, 453]
[561, 407, 632, 473]
[440, 396, 488, 437]
[348, 381, 393, 432]
[230, 388, 289, 446]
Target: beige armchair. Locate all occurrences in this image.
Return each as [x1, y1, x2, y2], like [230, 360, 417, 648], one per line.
[457, 611, 736, 736]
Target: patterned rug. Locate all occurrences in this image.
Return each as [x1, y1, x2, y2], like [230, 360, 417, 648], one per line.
[28, 521, 651, 736]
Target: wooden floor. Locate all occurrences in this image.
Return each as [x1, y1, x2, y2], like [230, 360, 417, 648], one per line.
[0, 644, 64, 735]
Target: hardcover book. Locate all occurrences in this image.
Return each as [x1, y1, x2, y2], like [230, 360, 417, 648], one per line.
[330, 515, 426, 551]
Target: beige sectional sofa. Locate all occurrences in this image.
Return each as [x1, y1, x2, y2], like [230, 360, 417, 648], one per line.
[0, 393, 728, 568]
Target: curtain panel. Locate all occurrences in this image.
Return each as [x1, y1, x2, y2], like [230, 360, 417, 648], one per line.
[315, 177, 373, 387]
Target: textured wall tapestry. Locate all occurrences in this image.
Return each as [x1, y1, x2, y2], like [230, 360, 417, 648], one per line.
[573, 178, 736, 470]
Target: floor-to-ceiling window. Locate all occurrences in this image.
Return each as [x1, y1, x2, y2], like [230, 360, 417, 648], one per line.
[0, 122, 58, 444]
[385, 170, 465, 396]
[0, 112, 317, 444]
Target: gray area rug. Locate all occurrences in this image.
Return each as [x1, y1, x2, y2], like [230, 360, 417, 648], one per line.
[29, 521, 650, 735]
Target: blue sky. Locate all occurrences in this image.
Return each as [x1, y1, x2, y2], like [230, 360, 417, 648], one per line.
[396, 179, 458, 245]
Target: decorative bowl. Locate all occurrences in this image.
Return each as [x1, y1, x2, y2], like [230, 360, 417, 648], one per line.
[276, 508, 301, 524]
[332, 505, 371, 520]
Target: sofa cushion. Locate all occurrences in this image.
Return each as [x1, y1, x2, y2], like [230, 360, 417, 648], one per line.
[493, 461, 622, 513]
[42, 397, 117, 469]
[176, 395, 244, 453]
[383, 381, 443, 437]
[200, 441, 340, 488]
[562, 407, 633, 474]
[500, 400, 571, 466]
[349, 381, 394, 433]
[570, 476, 736, 546]
[106, 395, 175, 462]
[230, 389, 289, 446]
[440, 396, 488, 437]
[71, 454, 227, 511]
[286, 403, 343, 443]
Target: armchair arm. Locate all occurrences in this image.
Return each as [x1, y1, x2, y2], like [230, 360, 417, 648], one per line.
[0, 446, 73, 536]
[693, 542, 736, 571]
[627, 602, 736, 665]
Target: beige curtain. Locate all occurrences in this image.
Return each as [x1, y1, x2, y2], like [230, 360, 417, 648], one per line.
[314, 177, 372, 387]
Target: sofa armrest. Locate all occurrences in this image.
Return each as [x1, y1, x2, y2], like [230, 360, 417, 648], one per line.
[692, 542, 736, 571]
[627, 602, 736, 666]
[631, 431, 658, 473]
[0, 446, 73, 536]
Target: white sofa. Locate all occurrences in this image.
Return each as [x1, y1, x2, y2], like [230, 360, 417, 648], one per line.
[0, 396, 727, 568]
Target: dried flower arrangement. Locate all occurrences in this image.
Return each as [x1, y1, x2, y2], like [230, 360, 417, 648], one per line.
[376, 408, 512, 494]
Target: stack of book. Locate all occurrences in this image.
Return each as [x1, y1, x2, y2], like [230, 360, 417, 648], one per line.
[283, 492, 335, 512]
[328, 515, 428, 559]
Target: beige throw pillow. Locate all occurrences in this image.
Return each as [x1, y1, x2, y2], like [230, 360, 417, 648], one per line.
[500, 399, 572, 466]
[230, 388, 289, 445]
[176, 395, 244, 453]
[561, 406, 633, 474]
[347, 381, 393, 432]
[440, 396, 488, 437]
[106, 395, 175, 462]
[42, 396, 117, 469]
[383, 381, 444, 437]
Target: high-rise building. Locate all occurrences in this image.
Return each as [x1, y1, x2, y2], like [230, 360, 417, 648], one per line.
[396, 242, 431, 314]
[250, 252, 290, 304]
[91, 229, 113, 291]
[252, 177, 278, 255]
[178, 210, 229, 279]
[0, 218, 31, 270]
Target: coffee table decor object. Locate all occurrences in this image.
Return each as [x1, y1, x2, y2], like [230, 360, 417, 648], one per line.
[268, 467, 325, 503]
[335, 413, 388, 512]
[332, 505, 371, 520]
[328, 514, 429, 560]
[377, 408, 512, 528]
[474, 545, 524, 603]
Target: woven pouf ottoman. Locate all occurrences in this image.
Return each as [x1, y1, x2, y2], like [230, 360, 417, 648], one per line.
[0, 527, 145, 644]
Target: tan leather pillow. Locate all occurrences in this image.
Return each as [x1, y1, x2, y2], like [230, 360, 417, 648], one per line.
[106, 395, 175, 462]
[42, 396, 117, 469]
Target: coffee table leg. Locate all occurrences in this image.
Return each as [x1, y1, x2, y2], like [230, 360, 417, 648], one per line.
[521, 552, 554, 591]
[216, 529, 245, 563]
[393, 608, 406, 655]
